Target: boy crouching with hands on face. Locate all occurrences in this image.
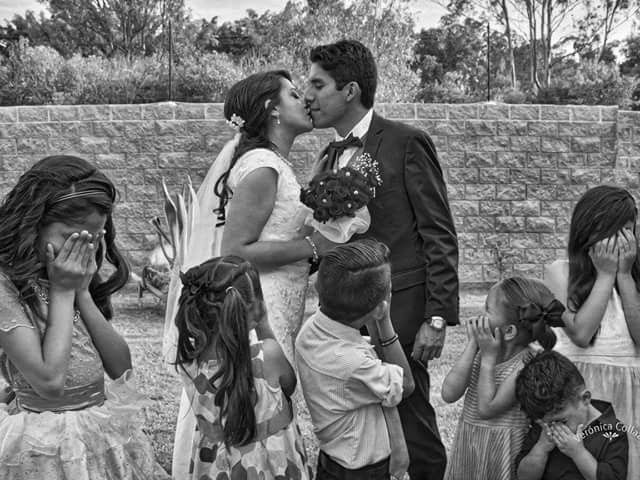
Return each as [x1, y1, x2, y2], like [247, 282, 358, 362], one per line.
[515, 350, 628, 480]
[295, 239, 414, 480]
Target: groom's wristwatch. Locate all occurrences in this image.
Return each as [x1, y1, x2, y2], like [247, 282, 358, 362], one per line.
[425, 315, 445, 331]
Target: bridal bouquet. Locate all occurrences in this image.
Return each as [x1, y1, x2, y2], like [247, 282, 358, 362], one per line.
[300, 153, 382, 243]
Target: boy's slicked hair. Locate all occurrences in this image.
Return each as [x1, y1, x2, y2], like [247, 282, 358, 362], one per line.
[309, 39, 377, 109]
[515, 350, 585, 420]
[317, 239, 390, 322]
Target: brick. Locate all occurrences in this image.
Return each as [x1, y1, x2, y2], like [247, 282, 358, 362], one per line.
[540, 105, 571, 121]
[126, 184, 158, 202]
[431, 135, 447, 152]
[462, 248, 495, 264]
[459, 264, 483, 283]
[450, 200, 479, 216]
[478, 233, 509, 248]
[510, 168, 539, 184]
[528, 154, 557, 168]
[464, 216, 496, 232]
[78, 105, 110, 121]
[511, 136, 540, 152]
[556, 215, 570, 231]
[571, 106, 600, 121]
[479, 168, 509, 183]
[540, 201, 572, 217]
[571, 168, 600, 184]
[174, 136, 205, 152]
[510, 200, 540, 216]
[496, 184, 526, 200]
[510, 105, 540, 120]
[49, 137, 80, 153]
[110, 137, 139, 153]
[77, 137, 110, 153]
[557, 153, 586, 168]
[447, 167, 478, 183]
[125, 153, 157, 169]
[449, 104, 478, 119]
[143, 103, 175, 120]
[512, 263, 542, 278]
[556, 185, 587, 200]
[432, 121, 465, 136]
[601, 106, 617, 121]
[479, 103, 509, 119]
[497, 120, 527, 136]
[478, 136, 509, 151]
[158, 152, 190, 168]
[17, 107, 48, 122]
[466, 152, 496, 167]
[205, 104, 224, 120]
[510, 233, 541, 248]
[465, 184, 496, 200]
[446, 184, 465, 199]
[479, 201, 509, 216]
[572, 137, 600, 153]
[137, 137, 174, 153]
[16, 138, 48, 154]
[483, 264, 504, 282]
[111, 105, 142, 120]
[500, 248, 526, 263]
[496, 216, 525, 232]
[558, 122, 601, 137]
[541, 137, 571, 153]
[458, 232, 479, 247]
[527, 184, 556, 200]
[466, 120, 496, 136]
[0, 107, 17, 123]
[496, 152, 526, 168]
[122, 121, 156, 137]
[540, 233, 568, 249]
[528, 122, 557, 136]
[439, 152, 465, 167]
[175, 103, 206, 120]
[94, 154, 126, 169]
[526, 216, 555, 232]
[386, 103, 416, 119]
[541, 169, 570, 185]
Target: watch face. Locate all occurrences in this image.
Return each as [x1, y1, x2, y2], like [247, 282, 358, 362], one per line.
[431, 316, 445, 329]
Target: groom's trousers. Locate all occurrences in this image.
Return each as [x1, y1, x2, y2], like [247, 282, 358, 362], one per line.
[394, 283, 447, 480]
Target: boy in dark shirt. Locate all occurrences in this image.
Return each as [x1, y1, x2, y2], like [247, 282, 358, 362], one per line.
[515, 351, 628, 480]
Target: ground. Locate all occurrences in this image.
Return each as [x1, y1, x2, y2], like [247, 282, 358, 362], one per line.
[113, 286, 487, 474]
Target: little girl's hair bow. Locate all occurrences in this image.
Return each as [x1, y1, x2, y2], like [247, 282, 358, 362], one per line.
[518, 299, 565, 328]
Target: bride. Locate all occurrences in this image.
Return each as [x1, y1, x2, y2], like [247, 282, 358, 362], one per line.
[164, 70, 335, 478]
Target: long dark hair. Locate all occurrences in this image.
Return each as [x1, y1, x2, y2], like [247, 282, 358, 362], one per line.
[174, 256, 264, 447]
[213, 70, 291, 225]
[493, 277, 562, 350]
[0, 155, 129, 321]
[567, 186, 640, 317]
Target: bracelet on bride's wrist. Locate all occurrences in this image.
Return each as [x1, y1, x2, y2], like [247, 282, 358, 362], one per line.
[304, 235, 319, 264]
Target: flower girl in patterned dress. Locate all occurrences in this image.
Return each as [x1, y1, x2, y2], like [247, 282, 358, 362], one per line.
[442, 277, 564, 480]
[173, 256, 310, 480]
[0, 155, 168, 479]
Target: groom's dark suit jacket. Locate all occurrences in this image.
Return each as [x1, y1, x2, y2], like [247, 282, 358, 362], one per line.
[352, 112, 459, 346]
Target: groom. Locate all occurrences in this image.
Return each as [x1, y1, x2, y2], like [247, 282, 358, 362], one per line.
[305, 40, 459, 479]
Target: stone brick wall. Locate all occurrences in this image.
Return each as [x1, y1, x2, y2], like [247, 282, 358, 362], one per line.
[1, 102, 638, 285]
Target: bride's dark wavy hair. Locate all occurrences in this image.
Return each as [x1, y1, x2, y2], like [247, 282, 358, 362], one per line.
[567, 186, 640, 339]
[213, 70, 291, 225]
[0, 155, 130, 321]
[174, 255, 265, 447]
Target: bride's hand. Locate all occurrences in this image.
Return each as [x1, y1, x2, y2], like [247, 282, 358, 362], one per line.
[311, 231, 340, 255]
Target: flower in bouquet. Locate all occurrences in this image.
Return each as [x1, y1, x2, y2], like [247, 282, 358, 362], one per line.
[300, 152, 382, 223]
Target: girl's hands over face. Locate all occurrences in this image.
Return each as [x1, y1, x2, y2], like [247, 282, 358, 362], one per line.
[471, 314, 502, 361]
[617, 227, 637, 275]
[78, 230, 105, 292]
[46, 231, 94, 292]
[588, 235, 619, 277]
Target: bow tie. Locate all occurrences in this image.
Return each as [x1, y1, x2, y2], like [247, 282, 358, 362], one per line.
[326, 134, 363, 170]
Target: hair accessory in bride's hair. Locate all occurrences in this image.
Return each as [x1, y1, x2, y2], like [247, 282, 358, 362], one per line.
[226, 113, 245, 132]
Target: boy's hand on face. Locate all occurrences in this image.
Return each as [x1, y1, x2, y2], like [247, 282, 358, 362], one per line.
[534, 420, 557, 453]
[549, 423, 586, 459]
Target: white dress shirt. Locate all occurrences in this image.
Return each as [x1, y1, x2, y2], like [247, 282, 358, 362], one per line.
[335, 109, 373, 169]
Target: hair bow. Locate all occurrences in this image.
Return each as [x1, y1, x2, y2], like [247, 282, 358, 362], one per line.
[180, 271, 202, 296]
[518, 299, 565, 328]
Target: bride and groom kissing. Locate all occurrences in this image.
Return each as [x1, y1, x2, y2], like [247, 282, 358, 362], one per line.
[165, 39, 459, 479]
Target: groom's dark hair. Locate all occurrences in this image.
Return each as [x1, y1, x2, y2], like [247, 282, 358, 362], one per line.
[317, 239, 391, 323]
[310, 39, 377, 109]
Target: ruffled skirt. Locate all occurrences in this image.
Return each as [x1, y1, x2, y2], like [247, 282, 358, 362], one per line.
[0, 371, 169, 480]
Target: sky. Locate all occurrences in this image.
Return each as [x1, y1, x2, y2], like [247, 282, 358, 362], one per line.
[0, 0, 448, 29]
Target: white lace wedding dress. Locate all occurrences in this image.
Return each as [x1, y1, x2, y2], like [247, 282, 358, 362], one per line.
[171, 148, 312, 478]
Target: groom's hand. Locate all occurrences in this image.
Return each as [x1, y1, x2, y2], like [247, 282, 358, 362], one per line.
[411, 322, 446, 365]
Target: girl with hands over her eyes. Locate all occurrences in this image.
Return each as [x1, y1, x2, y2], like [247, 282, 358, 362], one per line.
[0, 156, 168, 479]
[544, 185, 640, 478]
[442, 277, 564, 480]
